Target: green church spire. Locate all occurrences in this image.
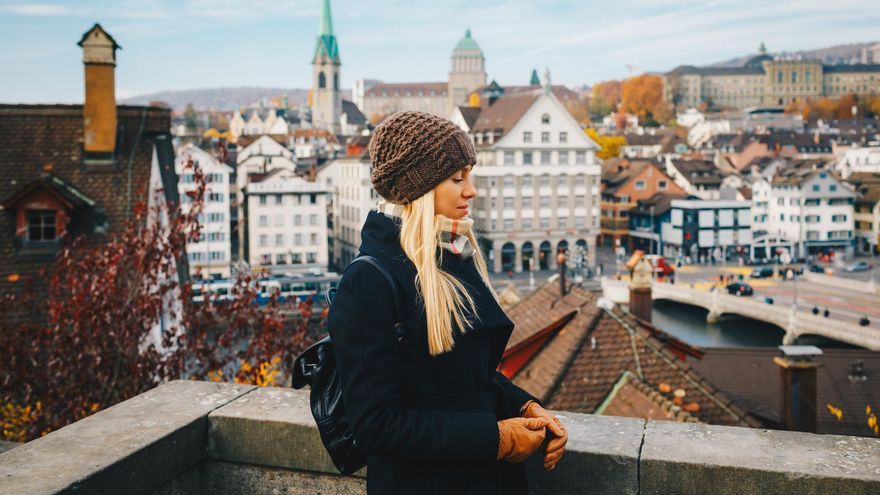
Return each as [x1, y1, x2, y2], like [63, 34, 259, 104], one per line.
[313, 0, 340, 64]
[530, 68, 540, 86]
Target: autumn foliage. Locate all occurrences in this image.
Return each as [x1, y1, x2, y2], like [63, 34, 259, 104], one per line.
[0, 158, 317, 442]
[786, 94, 880, 121]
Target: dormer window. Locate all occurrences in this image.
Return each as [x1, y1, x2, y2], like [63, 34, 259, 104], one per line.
[27, 210, 57, 242]
[541, 113, 550, 124]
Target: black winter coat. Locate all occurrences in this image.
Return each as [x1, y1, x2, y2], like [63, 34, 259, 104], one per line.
[327, 210, 543, 495]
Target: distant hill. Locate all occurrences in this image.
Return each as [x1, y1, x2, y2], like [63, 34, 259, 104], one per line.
[709, 41, 878, 68]
[121, 87, 352, 112]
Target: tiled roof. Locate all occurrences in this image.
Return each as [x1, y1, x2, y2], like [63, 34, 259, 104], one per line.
[470, 91, 540, 142]
[363, 82, 448, 98]
[670, 159, 723, 186]
[546, 305, 761, 427]
[596, 370, 700, 423]
[0, 104, 171, 291]
[689, 347, 880, 436]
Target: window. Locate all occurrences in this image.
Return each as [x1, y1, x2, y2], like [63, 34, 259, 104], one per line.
[522, 196, 533, 208]
[559, 151, 569, 165]
[576, 195, 585, 206]
[210, 251, 224, 261]
[293, 214, 302, 225]
[292, 253, 302, 264]
[541, 113, 550, 124]
[275, 234, 284, 246]
[275, 254, 287, 265]
[522, 175, 532, 187]
[523, 152, 533, 165]
[259, 196, 267, 205]
[294, 233, 303, 245]
[805, 199, 820, 206]
[259, 234, 268, 247]
[307, 252, 317, 264]
[523, 131, 532, 143]
[805, 215, 820, 223]
[275, 194, 283, 205]
[310, 194, 317, 204]
[558, 217, 567, 228]
[207, 213, 224, 222]
[812, 185, 820, 192]
[558, 175, 568, 186]
[559, 132, 567, 143]
[504, 197, 514, 208]
[541, 132, 550, 144]
[275, 214, 284, 227]
[503, 174, 514, 187]
[575, 217, 585, 228]
[541, 151, 551, 164]
[310, 233, 318, 244]
[310, 214, 318, 225]
[658, 180, 667, 190]
[575, 174, 585, 185]
[259, 215, 268, 227]
[504, 219, 514, 230]
[540, 217, 550, 229]
[208, 192, 224, 202]
[27, 210, 56, 241]
[777, 198, 785, 205]
[504, 151, 514, 165]
[575, 151, 586, 164]
[540, 174, 550, 186]
[540, 196, 550, 207]
[829, 184, 837, 192]
[522, 218, 532, 230]
[635, 180, 646, 191]
[832, 214, 846, 222]
[791, 71, 797, 83]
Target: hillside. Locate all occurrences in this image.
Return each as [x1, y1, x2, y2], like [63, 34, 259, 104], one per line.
[121, 87, 351, 112]
[709, 41, 877, 68]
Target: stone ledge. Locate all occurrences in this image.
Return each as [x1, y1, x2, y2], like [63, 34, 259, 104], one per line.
[640, 420, 880, 495]
[0, 380, 255, 495]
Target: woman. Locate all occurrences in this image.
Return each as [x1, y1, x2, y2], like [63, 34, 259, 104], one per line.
[327, 111, 567, 494]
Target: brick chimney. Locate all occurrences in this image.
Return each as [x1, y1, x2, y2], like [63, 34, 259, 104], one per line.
[78, 24, 120, 162]
[773, 345, 822, 433]
[629, 258, 653, 322]
[557, 250, 568, 296]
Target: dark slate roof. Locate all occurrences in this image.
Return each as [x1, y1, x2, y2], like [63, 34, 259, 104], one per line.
[668, 65, 763, 76]
[341, 99, 366, 126]
[689, 347, 880, 436]
[630, 192, 690, 217]
[670, 159, 724, 186]
[363, 82, 448, 97]
[824, 64, 880, 73]
[457, 106, 481, 129]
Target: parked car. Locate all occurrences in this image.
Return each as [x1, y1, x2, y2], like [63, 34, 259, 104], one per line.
[778, 264, 804, 276]
[845, 262, 873, 272]
[726, 282, 754, 296]
[808, 264, 826, 274]
[749, 267, 775, 279]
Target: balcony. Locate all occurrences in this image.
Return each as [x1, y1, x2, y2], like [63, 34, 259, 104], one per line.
[0, 380, 877, 494]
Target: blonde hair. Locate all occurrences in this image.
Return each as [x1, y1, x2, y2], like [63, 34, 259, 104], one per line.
[397, 189, 500, 356]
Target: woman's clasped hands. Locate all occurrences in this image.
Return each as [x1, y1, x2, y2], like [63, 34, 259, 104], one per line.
[521, 400, 567, 471]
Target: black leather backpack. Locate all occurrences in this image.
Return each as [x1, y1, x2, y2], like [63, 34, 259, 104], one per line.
[291, 254, 407, 475]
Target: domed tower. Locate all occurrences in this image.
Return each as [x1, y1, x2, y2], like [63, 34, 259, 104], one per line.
[448, 29, 487, 116]
[311, 0, 341, 134]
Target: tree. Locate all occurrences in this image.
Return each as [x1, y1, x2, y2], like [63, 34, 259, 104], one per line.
[564, 96, 591, 126]
[0, 158, 315, 442]
[586, 128, 626, 160]
[620, 74, 665, 124]
[590, 80, 622, 118]
[183, 103, 198, 131]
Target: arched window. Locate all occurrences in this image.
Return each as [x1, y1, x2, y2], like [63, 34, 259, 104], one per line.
[318, 72, 326, 89]
[541, 113, 550, 124]
[334, 73, 339, 90]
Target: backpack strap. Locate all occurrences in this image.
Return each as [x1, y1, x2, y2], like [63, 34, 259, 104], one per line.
[332, 254, 407, 342]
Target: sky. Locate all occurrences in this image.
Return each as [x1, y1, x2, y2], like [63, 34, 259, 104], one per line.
[1, 0, 879, 104]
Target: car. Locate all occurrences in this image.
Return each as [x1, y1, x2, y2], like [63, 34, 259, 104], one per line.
[749, 267, 774, 279]
[778, 264, 804, 276]
[845, 262, 873, 272]
[726, 281, 754, 296]
[808, 264, 826, 274]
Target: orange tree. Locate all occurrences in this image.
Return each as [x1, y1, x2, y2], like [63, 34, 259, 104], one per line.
[0, 158, 317, 442]
[620, 74, 666, 124]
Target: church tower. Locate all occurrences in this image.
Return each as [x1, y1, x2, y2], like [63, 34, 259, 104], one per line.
[311, 0, 342, 134]
[447, 29, 487, 117]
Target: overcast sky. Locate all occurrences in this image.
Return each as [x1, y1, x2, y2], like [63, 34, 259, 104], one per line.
[1, 0, 878, 103]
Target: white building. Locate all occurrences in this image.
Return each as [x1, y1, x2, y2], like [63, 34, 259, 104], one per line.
[662, 199, 752, 261]
[751, 169, 855, 258]
[835, 146, 880, 179]
[319, 153, 379, 268]
[175, 143, 233, 279]
[243, 168, 332, 273]
[467, 74, 602, 273]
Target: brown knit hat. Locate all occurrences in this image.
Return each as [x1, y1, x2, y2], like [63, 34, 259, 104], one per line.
[369, 110, 476, 204]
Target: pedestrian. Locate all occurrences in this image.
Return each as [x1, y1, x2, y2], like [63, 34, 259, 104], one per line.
[327, 111, 566, 495]
[824, 308, 830, 318]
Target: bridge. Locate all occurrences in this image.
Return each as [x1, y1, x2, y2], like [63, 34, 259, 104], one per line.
[601, 277, 880, 351]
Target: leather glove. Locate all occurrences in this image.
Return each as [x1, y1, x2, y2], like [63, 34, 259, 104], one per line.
[496, 417, 550, 463]
[521, 400, 568, 471]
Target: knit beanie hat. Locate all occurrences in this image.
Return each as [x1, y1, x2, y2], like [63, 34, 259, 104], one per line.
[369, 111, 476, 204]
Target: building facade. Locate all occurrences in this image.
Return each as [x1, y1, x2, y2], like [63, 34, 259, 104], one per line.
[661, 199, 753, 262]
[467, 83, 602, 273]
[243, 168, 331, 274]
[176, 144, 233, 279]
[664, 50, 880, 111]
